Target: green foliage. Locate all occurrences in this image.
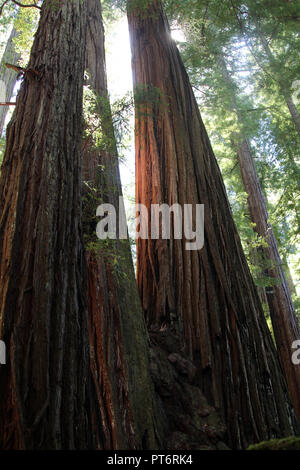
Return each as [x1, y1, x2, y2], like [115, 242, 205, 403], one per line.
[248, 436, 300, 451]
[134, 83, 169, 119]
[102, 0, 127, 14]
[0, 1, 40, 66]
[103, 0, 155, 15]
[83, 85, 114, 153]
[164, 0, 300, 312]
[83, 83, 133, 161]
[0, 2, 17, 55]
[13, 2, 40, 66]
[82, 180, 103, 243]
[86, 238, 131, 282]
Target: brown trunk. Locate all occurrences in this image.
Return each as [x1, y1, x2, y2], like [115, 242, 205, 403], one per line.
[127, 0, 299, 449]
[219, 54, 300, 421]
[0, 27, 21, 135]
[0, 0, 97, 450]
[237, 138, 300, 422]
[82, 0, 161, 449]
[284, 95, 300, 136]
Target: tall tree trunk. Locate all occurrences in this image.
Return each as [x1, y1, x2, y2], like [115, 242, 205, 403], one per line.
[236, 138, 300, 422]
[219, 54, 300, 422]
[82, 0, 161, 449]
[0, 0, 97, 450]
[127, 0, 300, 449]
[0, 26, 21, 135]
[284, 96, 300, 136]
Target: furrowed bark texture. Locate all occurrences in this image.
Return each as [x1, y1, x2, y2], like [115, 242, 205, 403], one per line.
[127, 0, 300, 449]
[0, 27, 21, 135]
[237, 139, 300, 422]
[0, 0, 95, 450]
[82, 0, 161, 449]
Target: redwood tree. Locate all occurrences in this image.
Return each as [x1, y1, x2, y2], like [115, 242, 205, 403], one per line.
[236, 138, 300, 422]
[0, 0, 96, 450]
[83, 0, 161, 449]
[219, 55, 300, 422]
[127, 0, 300, 449]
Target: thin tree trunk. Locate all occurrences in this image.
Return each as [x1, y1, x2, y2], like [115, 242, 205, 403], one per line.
[127, 0, 300, 449]
[237, 138, 300, 422]
[284, 95, 300, 135]
[0, 0, 97, 450]
[0, 27, 21, 135]
[83, 0, 161, 449]
[218, 54, 300, 422]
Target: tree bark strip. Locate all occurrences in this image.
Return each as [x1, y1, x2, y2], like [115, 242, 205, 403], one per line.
[218, 53, 300, 422]
[127, 0, 300, 449]
[0, 0, 96, 450]
[237, 138, 300, 422]
[82, 0, 161, 449]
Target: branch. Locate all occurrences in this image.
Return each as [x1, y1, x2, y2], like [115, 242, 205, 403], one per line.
[11, 0, 41, 9]
[0, 102, 16, 105]
[5, 62, 40, 79]
[228, 0, 276, 85]
[0, 0, 41, 16]
[5, 62, 24, 74]
[0, 0, 10, 16]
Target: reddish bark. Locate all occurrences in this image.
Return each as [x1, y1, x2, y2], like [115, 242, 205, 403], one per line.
[0, 0, 95, 450]
[82, 0, 161, 449]
[127, 0, 300, 448]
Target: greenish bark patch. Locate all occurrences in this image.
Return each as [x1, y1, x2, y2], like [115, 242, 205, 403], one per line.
[248, 437, 300, 450]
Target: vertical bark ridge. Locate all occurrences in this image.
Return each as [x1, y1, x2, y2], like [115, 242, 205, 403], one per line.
[82, 0, 161, 450]
[127, 0, 300, 449]
[0, 0, 94, 450]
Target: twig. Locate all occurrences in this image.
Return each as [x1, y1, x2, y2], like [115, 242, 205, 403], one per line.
[11, 0, 41, 9]
[0, 0, 10, 16]
[0, 0, 41, 16]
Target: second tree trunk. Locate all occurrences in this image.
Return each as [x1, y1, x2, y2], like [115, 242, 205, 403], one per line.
[127, 0, 299, 449]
